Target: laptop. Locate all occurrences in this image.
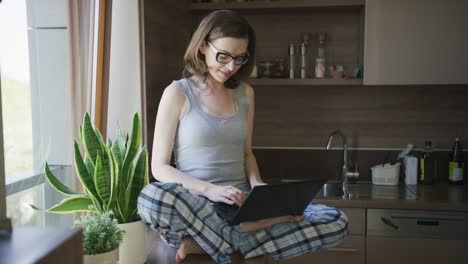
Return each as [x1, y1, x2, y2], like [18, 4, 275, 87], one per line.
[212, 178, 327, 225]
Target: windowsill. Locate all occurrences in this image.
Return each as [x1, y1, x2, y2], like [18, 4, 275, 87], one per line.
[5, 165, 69, 196]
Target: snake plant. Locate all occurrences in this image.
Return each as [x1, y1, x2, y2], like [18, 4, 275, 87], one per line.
[38, 112, 149, 223]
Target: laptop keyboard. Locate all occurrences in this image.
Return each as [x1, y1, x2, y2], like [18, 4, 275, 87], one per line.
[212, 202, 239, 221]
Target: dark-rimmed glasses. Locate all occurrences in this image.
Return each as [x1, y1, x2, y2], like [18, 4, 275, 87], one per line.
[207, 42, 249, 65]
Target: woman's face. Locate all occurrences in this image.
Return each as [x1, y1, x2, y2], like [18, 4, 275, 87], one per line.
[200, 37, 249, 84]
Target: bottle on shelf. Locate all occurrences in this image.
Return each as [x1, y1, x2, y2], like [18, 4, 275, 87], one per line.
[420, 140, 436, 185]
[318, 32, 326, 59]
[449, 137, 464, 184]
[288, 43, 296, 79]
[315, 32, 327, 78]
[300, 42, 308, 79]
[315, 58, 325, 78]
[300, 33, 310, 79]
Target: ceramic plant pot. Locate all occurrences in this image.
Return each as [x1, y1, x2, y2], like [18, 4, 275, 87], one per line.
[83, 248, 119, 264]
[118, 220, 146, 264]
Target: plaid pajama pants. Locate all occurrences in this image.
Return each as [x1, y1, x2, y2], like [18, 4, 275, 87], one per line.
[138, 182, 348, 264]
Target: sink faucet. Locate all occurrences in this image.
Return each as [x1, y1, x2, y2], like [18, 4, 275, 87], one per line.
[326, 129, 349, 198]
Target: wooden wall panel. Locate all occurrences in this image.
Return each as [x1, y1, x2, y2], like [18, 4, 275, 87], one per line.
[253, 84, 468, 149]
[142, 3, 468, 179]
[142, 0, 192, 173]
[254, 148, 468, 182]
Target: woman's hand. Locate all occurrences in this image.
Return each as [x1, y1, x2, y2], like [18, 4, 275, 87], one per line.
[239, 215, 304, 233]
[206, 184, 246, 206]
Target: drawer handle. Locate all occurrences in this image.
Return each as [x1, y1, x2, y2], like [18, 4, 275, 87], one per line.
[381, 217, 399, 230]
[326, 247, 358, 253]
[417, 220, 439, 226]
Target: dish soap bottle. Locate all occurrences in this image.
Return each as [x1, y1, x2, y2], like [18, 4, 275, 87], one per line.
[449, 137, 464, 184]
[420, 140, 436, 184]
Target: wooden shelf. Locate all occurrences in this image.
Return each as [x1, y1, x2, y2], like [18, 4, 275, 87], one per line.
[247, 78, 363, 86]
[191, 0, 365, 12]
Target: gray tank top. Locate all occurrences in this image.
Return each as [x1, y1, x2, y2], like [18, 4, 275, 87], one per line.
[173, 78, 250, 192]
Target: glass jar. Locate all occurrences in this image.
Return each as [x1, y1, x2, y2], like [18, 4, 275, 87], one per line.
[315, 58, 325, 78]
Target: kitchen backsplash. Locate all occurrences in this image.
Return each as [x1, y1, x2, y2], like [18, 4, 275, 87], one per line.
[253, 84, 468, 149]
[253, 148, 468, 184]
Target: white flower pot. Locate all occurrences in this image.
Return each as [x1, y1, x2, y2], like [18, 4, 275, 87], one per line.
[84, 248, 119, 264]
[118, 220, 146, 264]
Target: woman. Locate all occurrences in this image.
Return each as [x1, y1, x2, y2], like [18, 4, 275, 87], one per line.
[138, 10, 348, 264]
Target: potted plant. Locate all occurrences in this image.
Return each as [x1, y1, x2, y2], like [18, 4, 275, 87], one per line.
[32, 112, 149, 263]
[74, 210, 124, 264]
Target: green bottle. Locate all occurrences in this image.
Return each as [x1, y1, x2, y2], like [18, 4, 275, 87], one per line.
[449, 137, 464, 184]
[420, 141, 436, 185]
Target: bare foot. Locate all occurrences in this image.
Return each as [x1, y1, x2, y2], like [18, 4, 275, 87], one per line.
[175, 237, 206, 263]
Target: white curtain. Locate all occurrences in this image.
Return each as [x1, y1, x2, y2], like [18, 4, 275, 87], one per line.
[0, 71, 6, 220]
[66, 0, 96, 191]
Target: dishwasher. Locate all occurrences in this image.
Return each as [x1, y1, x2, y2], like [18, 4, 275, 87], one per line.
[366, 209, 468, 264]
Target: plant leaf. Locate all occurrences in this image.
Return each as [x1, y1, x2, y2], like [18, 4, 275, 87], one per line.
[116, 124, 126, 158]
[94, 154, 111, 211]
[74, 139, 101, 207]
[44, 162, 80, 196]
[125, 146, 148, 222]
[121, 113, 140, 188]
[106, 147, 118, 212]
[84, 156, 94, 177]
[30, 204, 42, 210]
[111, 140, 123, 173]
[82, 112, 102, 167]
[47, 195, 95, 213]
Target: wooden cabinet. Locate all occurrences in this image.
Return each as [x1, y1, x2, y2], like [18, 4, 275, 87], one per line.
[191, 0, 365, 86]
[366, 237, 468, 264]
[275, 208, 366, 264]
[366, 209, 468, 264]
[364, 0, 468, 85]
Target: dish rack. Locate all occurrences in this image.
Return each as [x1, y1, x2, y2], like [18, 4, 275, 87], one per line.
[371, 163, 401, 185]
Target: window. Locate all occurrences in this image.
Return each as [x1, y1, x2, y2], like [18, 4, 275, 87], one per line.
[1, 0, 73, 227]
[0, 0, 34, 182]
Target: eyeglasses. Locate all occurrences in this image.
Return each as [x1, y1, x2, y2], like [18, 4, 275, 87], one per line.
[207, 42, 249, 66]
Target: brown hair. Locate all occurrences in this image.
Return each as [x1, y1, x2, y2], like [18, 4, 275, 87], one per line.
[183, 10, 256, 89]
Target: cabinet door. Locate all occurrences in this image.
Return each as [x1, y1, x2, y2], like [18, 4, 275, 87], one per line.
[276, 235, 365, 264]
[366, 236, 468, 264]
[364, 0, 468, 85]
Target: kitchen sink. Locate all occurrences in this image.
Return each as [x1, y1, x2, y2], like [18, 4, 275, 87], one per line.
[318, 181, 418, 200]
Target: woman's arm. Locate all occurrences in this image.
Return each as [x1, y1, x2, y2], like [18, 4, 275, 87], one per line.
[151, 81, 245, 205]
[243, 83, 265, 187]
[151, 82, 211, 195]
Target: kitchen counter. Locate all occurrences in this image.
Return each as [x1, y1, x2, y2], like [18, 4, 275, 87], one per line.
[314, 182, 468, 212]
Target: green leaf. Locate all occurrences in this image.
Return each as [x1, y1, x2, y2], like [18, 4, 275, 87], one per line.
[74, 140, 101, 206]
[82, 113, 102, 167]
[84, 156, 94, 177]
[125, 146, 148, 221]
[44, 162, 80, 196]
[111, 139, 123, 174]
[121, 113, 141, 188]
[47, 195, 95, 213]
[30, 204, 42, 210]
[94, 154, 111, 211]
[106, 147, 118, 211]
[116, 124, 126, 158]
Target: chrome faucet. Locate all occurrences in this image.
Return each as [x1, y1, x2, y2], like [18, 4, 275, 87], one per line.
[326, 129, 349, 198]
